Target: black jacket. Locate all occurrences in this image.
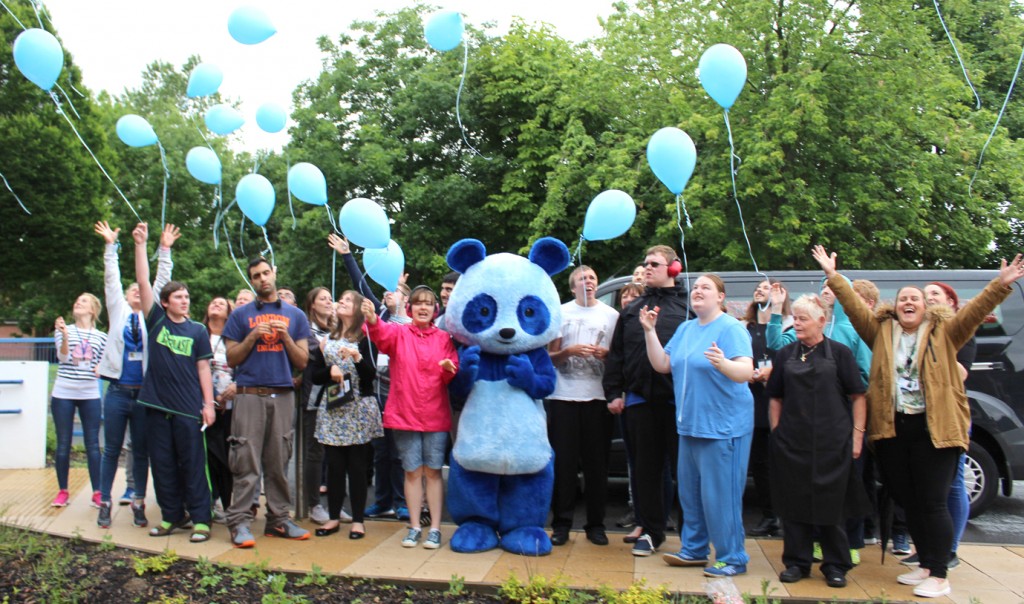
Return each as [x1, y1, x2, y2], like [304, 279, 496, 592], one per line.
[602, 284, 691, 404]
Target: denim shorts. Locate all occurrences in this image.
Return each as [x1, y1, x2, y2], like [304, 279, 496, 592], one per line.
[393, 430, 448, 471]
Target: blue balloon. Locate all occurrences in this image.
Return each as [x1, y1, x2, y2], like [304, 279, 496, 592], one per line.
[424, 10, 464, 52]
[363, 240, 405, 292]
[698, 44, 747, 110]
[647, 127, 697, 195]
[583, 190, 636, 241]
[339, 197, 390, 249]
[205, 104, 245, 135]
[287, 162, 327, 205]
[228, 6, 277, 45]
[13, 28, 64, 91]
[116, 114, 158, 148]
[185, 147, 222, 185]
[255, 103, 287, 133]
[186, 63, 223, 98]
[236, 174, 275, 226]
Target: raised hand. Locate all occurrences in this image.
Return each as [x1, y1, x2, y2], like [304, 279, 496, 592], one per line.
[132, 222, 148, 245]
[998, 254, 1024, 287]
[638, 305, 659, 332]
[360, 298, 378, 324]
[811, 245, 838, 278]
[327, 233, 350, 254]
[93, 221, 119, 244]
[159, 224, 181, 248]
[769, 283, 787, 312]
[54, 316, 67, 334]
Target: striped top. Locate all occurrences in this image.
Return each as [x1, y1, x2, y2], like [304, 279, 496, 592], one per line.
[52, 325, 107, 400]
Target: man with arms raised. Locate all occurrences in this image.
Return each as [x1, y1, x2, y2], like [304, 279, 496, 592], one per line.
[223, 257, 312, 547]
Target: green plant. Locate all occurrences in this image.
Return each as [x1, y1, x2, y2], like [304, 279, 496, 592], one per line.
[498, 571, 592, 603]
[296, 563, 328, 587]
[152, 595, 189, 604]
[447, 573, 466, 597]
[230, 559, 269, 588]
[98, 533, 116, 552]
[196, 556, 223, 591]
[132, 549, 179, 576]
[743, 579, 780, 604]
[614, 579, 671, 604]
[261, 572, 308, 604]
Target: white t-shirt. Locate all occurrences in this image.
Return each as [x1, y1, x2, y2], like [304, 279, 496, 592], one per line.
[549, 300, 620, 402]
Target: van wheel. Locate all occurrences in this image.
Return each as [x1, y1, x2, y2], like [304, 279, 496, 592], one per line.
[964, 442, 998, 519]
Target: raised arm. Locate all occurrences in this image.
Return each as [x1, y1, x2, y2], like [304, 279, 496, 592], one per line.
[329, 233, 382, 308]
[813, 245, 879, 345]
[639, 305, 672, 374]
[153, 223, 179, 293]
[94, 221, 125, 313]
[133, 223, 154, 318]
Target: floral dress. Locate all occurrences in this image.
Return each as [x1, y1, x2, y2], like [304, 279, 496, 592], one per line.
[315, 337, 383, 447]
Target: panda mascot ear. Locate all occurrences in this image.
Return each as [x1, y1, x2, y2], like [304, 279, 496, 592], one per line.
[447, 239, 487, 274]
[528, 237, 571, 277]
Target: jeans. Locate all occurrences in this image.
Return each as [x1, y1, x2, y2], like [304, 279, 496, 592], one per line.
[99, 384, 149, 502]
[950, 453, 969, 552]
[51, 396, 102, 491]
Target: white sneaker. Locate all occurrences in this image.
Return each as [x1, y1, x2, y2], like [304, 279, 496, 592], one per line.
[310, 504, 330, 525]
[913, 577, 951, 598]
[339, 508, 353, 523]
[897, 567, 931, 586]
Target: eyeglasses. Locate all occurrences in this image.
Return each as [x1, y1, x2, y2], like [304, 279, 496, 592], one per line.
[643, 261, 664, 268]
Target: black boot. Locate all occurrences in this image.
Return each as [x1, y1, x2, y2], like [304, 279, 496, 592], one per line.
[747, 516, 781, 537]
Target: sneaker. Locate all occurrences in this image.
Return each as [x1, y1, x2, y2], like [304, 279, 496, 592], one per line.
[90, 491, 103, 509]
[663, 552, 709, 567]
[131, 500, 148, 528]
[119, 488, 135, 506]
[897, 567, 930, 586]
[704, 561, 747, 577]
[913, 576, 951, 598]
[864, 536, 879, 545]
[395, 506, 410, 521]
[901, 553, 921, 567]
[631, 534, 656, 557]
[264, 519, 310, 540]
[51, 489, 70, 507]
[812, 542, 823, 562]
[97, 501, 112, 528]
[232, 525, 257, 548]
[310, 504, 330, 525]
[340, 508, 353, 523]
[892, 532, 912, 555]
[616, 508, 636, 529]
[948, 554, 960, 570]
[420, 506, 431, 527]
[402, 527, 422, 548]
[364, 503, 396, 518]
[212, 508, 227, 524]
[850, 548, 860, 566]
[424, 528, 442, 549]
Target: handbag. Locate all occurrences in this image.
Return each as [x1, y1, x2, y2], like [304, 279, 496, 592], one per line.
[324, 372, 355, 410]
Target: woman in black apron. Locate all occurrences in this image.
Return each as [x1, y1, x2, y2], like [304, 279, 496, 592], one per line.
[766, 294, 868, 588]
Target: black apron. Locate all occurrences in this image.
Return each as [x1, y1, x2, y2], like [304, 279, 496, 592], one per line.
[770, 338, 868, 525]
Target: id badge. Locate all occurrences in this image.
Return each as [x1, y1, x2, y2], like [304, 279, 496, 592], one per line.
[127, 351, 143, 362]
[757, 359, 772, 371]
[898, 376, 919, 392]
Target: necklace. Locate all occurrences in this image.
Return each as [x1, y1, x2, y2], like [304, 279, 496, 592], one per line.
[799, 342, 820, 362]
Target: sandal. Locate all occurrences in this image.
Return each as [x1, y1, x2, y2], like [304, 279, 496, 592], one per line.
[149, 516, 191, 537]
[190, 524, 212, 543]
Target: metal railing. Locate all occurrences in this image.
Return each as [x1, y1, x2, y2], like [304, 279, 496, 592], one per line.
[0, 338, 56, 363]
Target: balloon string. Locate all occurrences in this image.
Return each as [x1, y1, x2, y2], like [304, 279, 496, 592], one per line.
[455, 43, 491, 160]
[677, 192, 692, 229]
[67, 82, 86, 98]
[674, 193, 691, 296]
[157, 141, 170, 231]
[212, 186, 228, 249]
[54, 84, 81, 120]
[969, 43, 1024, 196]
[573, 234, 584, 267]
[285, 155, 296, 230]
[0, 169, 30, 214]
[29, 0, 42, 28]
[239, 214, 246, 256]
[261, 226, 276, 268]
[49, 91, 141, 221]
[221, 215, 251, 290]
[724, 109, 770, 291]
[325, 203, 341, 234]
[0, 1, 27, 29]
[933, 0, 981, 110]
[331, 250, 337, 300]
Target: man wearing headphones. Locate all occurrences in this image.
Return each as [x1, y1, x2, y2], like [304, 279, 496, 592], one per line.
[603, 245, 690, 557]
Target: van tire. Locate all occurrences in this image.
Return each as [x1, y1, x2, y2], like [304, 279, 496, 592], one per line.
[965, 442, 998, 519]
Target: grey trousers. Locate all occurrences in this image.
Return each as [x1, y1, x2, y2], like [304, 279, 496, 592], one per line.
[227, 392, 295, 529]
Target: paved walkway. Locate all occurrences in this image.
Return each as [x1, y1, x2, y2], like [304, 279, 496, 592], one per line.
[2, 468, 1023, 603]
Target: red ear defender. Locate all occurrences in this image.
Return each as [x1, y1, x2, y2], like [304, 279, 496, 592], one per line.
[667, 258, 682, 278]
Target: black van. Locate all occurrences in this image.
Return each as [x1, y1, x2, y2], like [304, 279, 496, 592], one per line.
[596, 269, 1024, 518]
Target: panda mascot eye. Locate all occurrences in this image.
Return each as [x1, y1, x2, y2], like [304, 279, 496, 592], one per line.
[517, 295, 550, 336]
[464, 293, 498, 333]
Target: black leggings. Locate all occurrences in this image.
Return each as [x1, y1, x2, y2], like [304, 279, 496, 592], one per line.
[874, 414, 960, 578]
[324, 442, 372, 523]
